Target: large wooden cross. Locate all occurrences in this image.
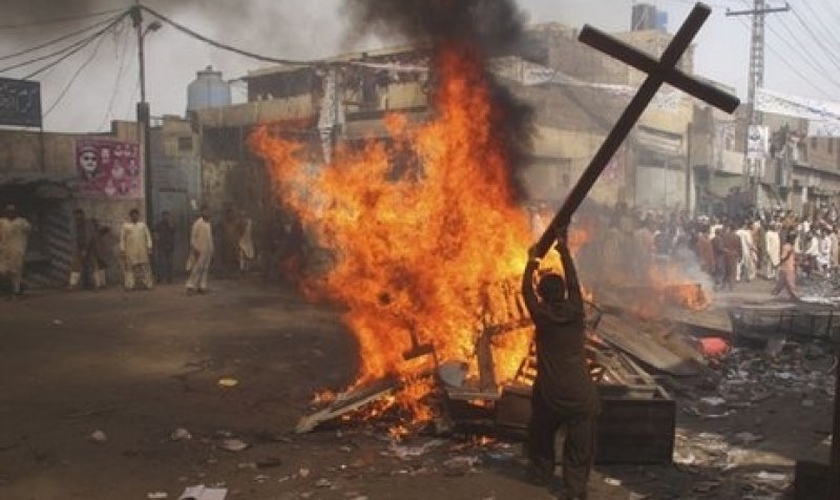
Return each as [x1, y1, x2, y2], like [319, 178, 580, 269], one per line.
[533, 2, 741, 258]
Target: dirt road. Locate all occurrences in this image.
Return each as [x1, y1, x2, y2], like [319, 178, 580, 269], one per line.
[0, 279, 833, 499]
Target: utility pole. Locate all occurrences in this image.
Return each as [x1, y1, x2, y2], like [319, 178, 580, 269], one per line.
[726, 1, 790, 210]
[130, 2, 161, 227]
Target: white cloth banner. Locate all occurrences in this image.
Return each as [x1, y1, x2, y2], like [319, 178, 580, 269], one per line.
[755, 87, 840, 138]
[491, 56, 682, 112]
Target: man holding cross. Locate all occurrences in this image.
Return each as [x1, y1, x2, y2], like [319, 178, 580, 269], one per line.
[520, 3, 739, 498]
[522, 228, 600, 500]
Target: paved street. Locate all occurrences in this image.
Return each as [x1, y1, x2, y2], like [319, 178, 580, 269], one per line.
[0, 278, 834, 500]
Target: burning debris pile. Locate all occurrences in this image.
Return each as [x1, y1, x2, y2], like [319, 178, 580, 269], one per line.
[251, 0, 715, 444]
[252, 0, 537, 430]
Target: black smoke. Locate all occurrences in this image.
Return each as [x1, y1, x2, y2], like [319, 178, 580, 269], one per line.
[341, 0, 528, 52]
[342, 0, 536, 202]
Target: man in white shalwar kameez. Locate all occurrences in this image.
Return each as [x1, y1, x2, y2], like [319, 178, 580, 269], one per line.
[120, 209, 154, 290]
[186, 207, 214, 295]
[764, 223, 780, 279]
[735, 223, 757, 282]
[0, 205, 32, 298]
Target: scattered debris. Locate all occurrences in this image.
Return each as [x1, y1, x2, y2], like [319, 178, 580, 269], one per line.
[88, 430, 107, 444]
[178, 484, 227, 500]
[603, 477, 622, 486]
[388, 439, 447, 460]
[218, 438, 249, 453]
[171, 428, 192, 441]
[754, 471, 789, 482]
[217, 378, 239, 388]
[441, 455, 480, 476]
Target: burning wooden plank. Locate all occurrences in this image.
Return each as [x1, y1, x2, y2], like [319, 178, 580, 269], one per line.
[296, 377, 401, 434]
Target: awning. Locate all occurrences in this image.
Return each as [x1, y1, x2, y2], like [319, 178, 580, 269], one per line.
[0, 172, 74, 199]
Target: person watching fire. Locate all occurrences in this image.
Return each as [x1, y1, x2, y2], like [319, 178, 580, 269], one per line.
[521, 227, 601, 500]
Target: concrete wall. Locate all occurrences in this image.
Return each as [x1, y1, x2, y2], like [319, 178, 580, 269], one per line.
[0, 121, 146, 287]
[806, 137, 840, 172]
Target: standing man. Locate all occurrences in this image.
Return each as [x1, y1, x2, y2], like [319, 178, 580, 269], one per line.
[119, 209, 154, 290]
[153, 210, 176, 284]
[186, 206, 214, 295]
[90, 218, 112, 289]
[711, 227, 727, 289]
[69, 208, 94, 290]
[764, 222, 781, 280]
[694, 224, 715, 278]
[237, 210, 255, 274]
[522, 228, 600, 500]
[772, 232, 799, 300]
[722, 224, 743, 291]
[0, 205, 32, 298]
[735, 222, 757, 282]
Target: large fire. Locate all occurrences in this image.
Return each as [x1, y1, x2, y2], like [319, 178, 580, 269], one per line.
[252, 40, 711, 432]
[251, 41, 534, 423]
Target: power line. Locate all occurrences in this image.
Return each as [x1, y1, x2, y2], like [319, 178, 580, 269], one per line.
[788, 6, 840, 69]
[139, 5, 313, 67]
[0, 7, 126, 30]
[731, 0, 840, 96]
[821, 0, 840, 24]
[44, 26, 110, 117]
[767, 11, 840, 90]
[98, 23, 133, 131]
[795, 0, 840, 53]
[725, 0, 791, 124]
[0, 12, 127, 62]
[732, 15, 834, 99]
[20, 13, 129, 79]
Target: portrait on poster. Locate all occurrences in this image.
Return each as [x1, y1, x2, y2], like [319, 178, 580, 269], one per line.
[75, 139, 142, 198]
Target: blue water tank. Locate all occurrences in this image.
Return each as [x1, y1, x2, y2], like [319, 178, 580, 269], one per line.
[186, 66, 232, 113]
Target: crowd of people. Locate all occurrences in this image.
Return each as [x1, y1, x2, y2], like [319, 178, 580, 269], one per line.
[0, 204, 277, 299]
[695, 208, 840, 301]
[65, 206, 220, 295]
[529, 202, 840, 303]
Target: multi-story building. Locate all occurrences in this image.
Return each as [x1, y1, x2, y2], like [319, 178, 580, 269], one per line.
[191, 10, 714, 218]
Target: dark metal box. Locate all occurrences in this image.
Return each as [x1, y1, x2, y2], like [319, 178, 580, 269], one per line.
[495, 383, 676, 465]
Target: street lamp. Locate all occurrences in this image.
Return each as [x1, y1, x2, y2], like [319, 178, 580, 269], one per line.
[130, 5, 161, 227]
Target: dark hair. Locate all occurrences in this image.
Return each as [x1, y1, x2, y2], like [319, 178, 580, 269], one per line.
[129, 209, 139, 216]
[537, 273, 566, 301]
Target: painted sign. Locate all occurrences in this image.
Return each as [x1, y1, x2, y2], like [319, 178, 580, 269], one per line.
[0, 77, 42, 128]
[76, 139, 142, 198]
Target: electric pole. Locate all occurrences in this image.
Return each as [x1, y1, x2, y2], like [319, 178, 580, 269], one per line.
[130, 2, 161, 227]
[726, 1, 790, 208]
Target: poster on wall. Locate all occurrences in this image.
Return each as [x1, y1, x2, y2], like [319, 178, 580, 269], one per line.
[746, 125, 769, 161]
[75, 139, 142, 198]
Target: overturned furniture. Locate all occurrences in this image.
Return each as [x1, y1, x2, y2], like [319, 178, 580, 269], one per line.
[298, 278, 678, 465]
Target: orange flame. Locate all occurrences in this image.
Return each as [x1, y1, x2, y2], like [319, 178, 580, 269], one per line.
[251, 41, 534, 423]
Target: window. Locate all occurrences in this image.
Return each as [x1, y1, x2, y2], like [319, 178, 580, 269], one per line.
[811, 137, 818, 150]
[829, 138, 834, 155]
[178, 136, 193, 152]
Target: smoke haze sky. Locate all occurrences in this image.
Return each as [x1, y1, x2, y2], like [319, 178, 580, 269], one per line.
[0, 0, 838, 132]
